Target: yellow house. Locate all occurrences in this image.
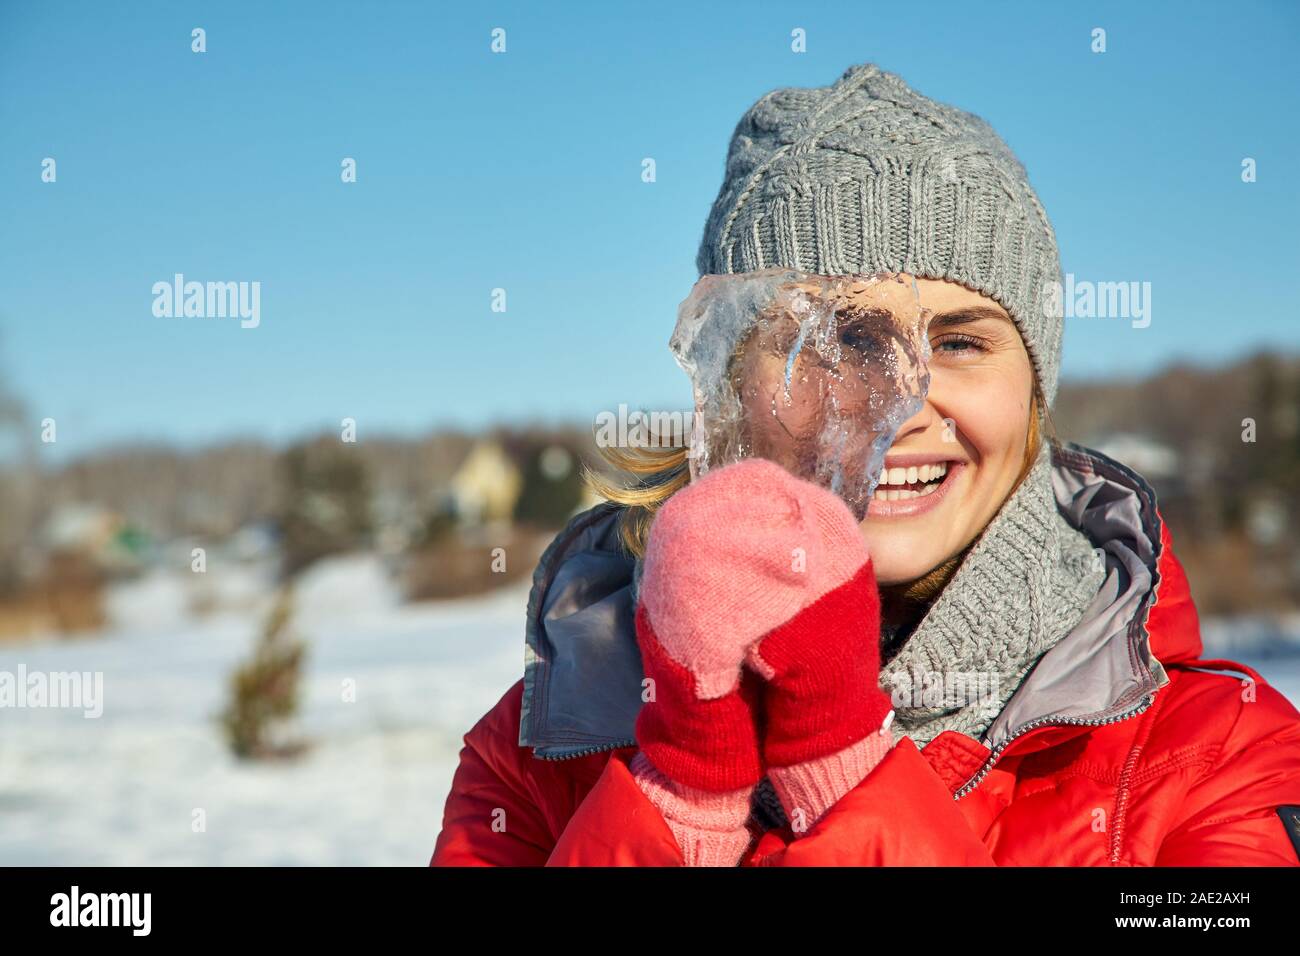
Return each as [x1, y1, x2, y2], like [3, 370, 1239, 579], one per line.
[449, 440, 523, 527]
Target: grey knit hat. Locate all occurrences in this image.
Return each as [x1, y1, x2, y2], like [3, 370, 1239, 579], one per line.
[695, 62, 1064, 406]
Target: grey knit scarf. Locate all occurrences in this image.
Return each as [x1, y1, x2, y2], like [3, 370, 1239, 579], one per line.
[631, 441, 1106, 831]
[875, 440, 1106, 750]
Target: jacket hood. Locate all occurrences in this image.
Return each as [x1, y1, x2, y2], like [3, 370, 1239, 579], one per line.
[519, 442, 1201, 758]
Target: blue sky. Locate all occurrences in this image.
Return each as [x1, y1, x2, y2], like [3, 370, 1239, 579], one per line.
[2, 0, 1296, 461]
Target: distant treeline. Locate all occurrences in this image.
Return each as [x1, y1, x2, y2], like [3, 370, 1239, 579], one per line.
[1053, 352, 1300, 613]
[2, 351, 1298, 613]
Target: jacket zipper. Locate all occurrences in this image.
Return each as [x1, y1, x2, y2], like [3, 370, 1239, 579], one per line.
[534, 738, 636, 761]
[952, 694, 1154, 799]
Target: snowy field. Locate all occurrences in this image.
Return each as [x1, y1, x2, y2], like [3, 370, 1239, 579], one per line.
[0, 555, 528, 865]
[2, 555, 1299, 866]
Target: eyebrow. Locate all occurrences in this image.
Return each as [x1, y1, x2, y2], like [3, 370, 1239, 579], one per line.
[929, 306, 1013, 328]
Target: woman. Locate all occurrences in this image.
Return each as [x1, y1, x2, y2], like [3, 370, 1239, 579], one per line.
[430, 63, 1300, 866]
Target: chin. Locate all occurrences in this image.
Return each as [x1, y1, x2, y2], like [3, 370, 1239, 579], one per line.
[864, 540, 951, 587]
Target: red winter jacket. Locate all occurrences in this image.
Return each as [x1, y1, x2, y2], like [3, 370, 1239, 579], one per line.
[430, 444, 1300, 866]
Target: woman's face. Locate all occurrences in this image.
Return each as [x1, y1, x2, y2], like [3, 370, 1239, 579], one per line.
[734, 274, 1035, 586]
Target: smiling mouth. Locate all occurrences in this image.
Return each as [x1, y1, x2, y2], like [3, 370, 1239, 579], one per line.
[872, 461, 954, 502]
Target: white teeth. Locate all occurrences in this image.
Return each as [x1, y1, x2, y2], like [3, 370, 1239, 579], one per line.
[878, 461, 950, 486]
[873, 482, 941, 503]
[872, 462, 951, 504]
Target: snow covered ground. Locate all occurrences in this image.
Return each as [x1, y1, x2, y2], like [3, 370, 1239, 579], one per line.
[2, 554, 1299, 866]
[0, 555, 529, 865]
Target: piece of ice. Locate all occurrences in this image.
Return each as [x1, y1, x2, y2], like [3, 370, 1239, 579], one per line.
[670, 269, 931, 521]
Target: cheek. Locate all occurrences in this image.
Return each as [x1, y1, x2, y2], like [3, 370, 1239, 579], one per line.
[946, 379, 1028, 464]
[738, 365, 777, 424]
[739, 362, 819, 440]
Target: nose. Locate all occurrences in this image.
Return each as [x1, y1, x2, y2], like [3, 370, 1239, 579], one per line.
[888, 393, 946, 448]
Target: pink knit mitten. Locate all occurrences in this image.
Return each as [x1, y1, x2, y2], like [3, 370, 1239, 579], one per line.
[630, 457, 894, 859]
[629, 457, 786, 865]
[731, 461, 895, 835]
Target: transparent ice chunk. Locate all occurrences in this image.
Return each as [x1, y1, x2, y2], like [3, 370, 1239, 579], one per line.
[670, 269, 932, 521]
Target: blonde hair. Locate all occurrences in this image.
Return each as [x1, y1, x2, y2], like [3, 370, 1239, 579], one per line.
[581, 327, 752, 557]
[581, 441, 692, 558]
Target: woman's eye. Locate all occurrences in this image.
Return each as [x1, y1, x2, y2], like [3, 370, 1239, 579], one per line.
[840, 328, 870, 348]
[838, 317, 895, 351]
[932, 333, 986, 355]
